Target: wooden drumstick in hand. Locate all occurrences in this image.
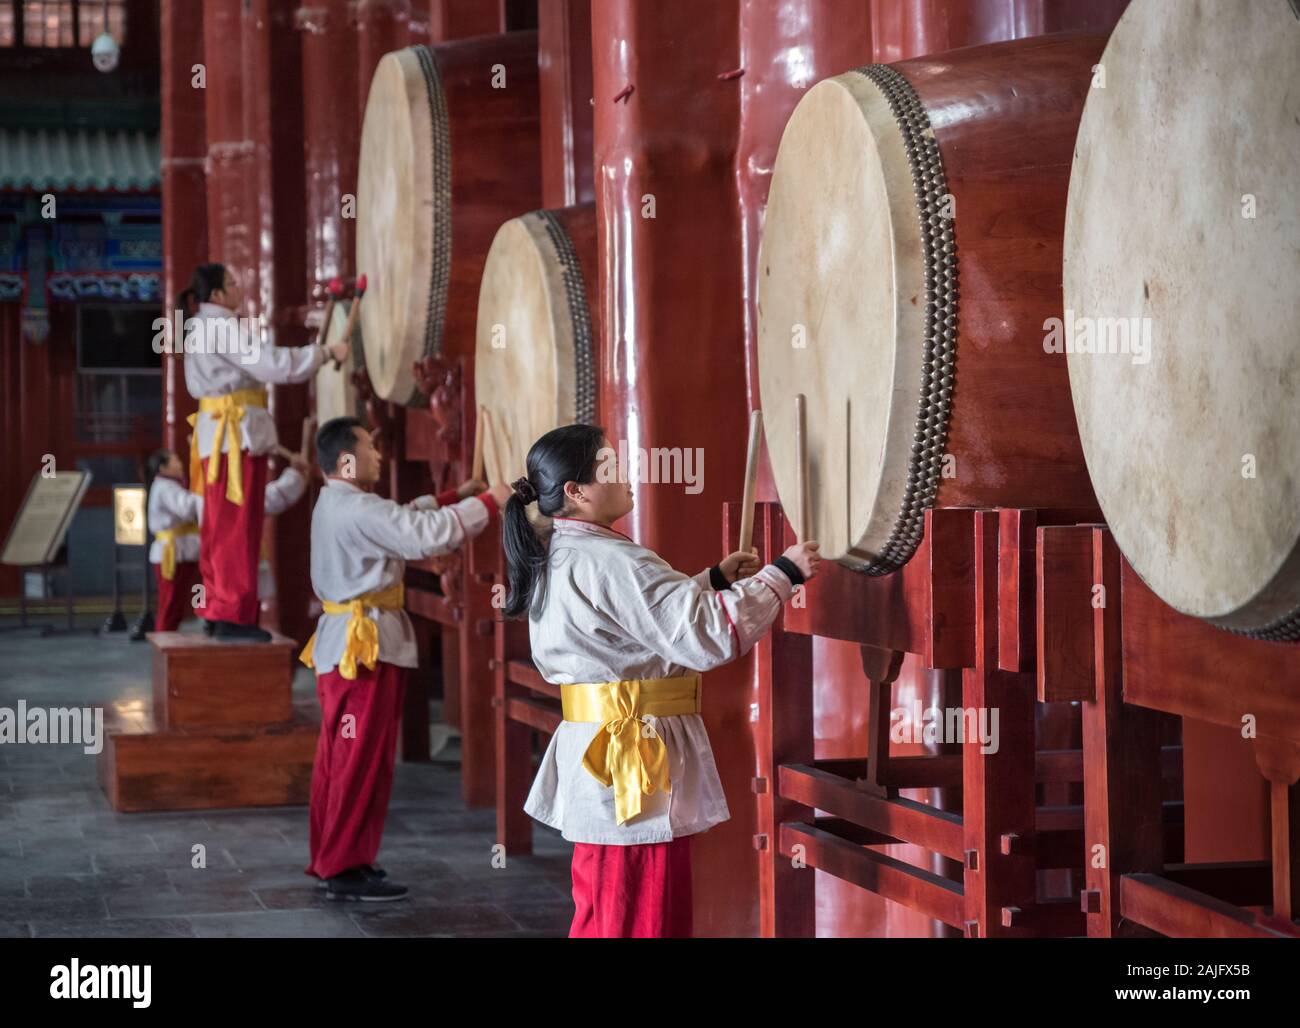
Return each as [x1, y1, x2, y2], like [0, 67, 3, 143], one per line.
[471, 405, 487, 483]
[300, 415, 315, 463]
[334, 274, 366, 370]
[795, 394, 810, 544]
[738, 409, 762, 555]
[318, 277, 343, 347]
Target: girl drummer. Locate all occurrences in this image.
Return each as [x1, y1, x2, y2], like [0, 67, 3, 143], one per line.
[504, 424, 820, 938]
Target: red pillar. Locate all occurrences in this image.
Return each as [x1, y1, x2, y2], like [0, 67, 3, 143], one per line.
[202, 0, 251, 270]
[299, 0, 359, 293]
[160, 0, 207, 457]
[538, 0, 593, 209]
[240, 0, 313, 644]
[356, 0, 411, 118]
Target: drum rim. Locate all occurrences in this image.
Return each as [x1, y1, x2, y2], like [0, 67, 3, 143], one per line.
[757, 67, 956, 575]
[474, 210, 598, 487]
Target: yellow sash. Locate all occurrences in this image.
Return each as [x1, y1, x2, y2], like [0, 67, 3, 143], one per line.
[154, 523, 199, 581]
[299, 582, 405, 680]
[186, 388, 269, 506]
[561, 675, 702, 826]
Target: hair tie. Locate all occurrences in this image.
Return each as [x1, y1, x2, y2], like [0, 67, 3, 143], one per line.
[511, 476, 538, 505]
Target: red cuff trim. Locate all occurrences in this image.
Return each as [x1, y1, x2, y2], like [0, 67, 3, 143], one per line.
[476, 491, 499, 519]
[435, 487, 459, 507]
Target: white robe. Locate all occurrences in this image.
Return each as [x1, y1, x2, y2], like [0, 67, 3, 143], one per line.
[147, 476, 203, 565]
[184, 301, 325, 458]
[306, 478, 492, 675]
[522, 517, 796, 845]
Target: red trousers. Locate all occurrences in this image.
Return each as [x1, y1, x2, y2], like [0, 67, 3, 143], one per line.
[306, 660, 407, 880]
[200, 449, 267, 624]
[154, 561, 201, 633]
[569, 834, 694, 938]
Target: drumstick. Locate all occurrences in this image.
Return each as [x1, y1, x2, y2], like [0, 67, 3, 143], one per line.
[334, 274, 366, 371]
[300, 415, 315, 462]
[738, 409, 762, 554]
[795, 394, 810, 544]
[471, 405, 487, 483]
[318, 276, 343, 346]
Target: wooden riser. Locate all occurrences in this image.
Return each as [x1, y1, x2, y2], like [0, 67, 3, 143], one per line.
[99, 710, 319, 813]
[149, 630, 297, 730]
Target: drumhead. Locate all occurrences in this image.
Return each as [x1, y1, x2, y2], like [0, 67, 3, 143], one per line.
[474, 210, 597, 487]
[1064, 0, 1300, 639]
[356, 46, 449, 405]
[757, 67, 950, 573]
[315, 301, 363, 426]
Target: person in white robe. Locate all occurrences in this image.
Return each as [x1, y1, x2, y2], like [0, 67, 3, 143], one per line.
[299, 415, 511, 902]
[503, 424, 821, 938]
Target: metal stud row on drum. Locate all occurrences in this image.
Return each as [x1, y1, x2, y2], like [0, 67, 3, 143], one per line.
[412, 45, 453, 405]
[850, 64, 958, 577]
[533, 210, 598, 425]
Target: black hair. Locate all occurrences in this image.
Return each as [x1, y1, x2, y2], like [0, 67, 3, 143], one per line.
[190, 263, 228, 303]
[502, 423, 606, 619]
[176, 287, 198, 318]
[316, 416, 364, 475]
[145, 448, 172, 491]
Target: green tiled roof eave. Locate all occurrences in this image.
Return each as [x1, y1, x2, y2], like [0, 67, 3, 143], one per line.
[0, 127, 161, 193]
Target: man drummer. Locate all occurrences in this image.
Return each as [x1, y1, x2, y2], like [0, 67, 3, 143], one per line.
[184, 263, 349, 642]
[300, 416, 511, 900]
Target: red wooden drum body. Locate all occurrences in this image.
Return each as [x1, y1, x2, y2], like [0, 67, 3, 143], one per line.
[758, 34, 1104, 576]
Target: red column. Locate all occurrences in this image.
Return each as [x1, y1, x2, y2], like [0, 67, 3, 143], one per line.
[593, 0, 751, 937]
[160, 0, 207, 457]
[538, 0, 593, 209]
[241, 0, 313, 644]
[356, 0, 411, 117]
[299, 1, 359, 293]
[202, 0, 251, 270]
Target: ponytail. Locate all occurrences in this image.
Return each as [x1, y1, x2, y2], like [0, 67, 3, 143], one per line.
[501, 423, 606, 619]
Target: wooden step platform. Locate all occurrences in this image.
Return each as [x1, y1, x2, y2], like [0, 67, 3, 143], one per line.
[150, 630, 297, 729]
[99, 631, 319, 813]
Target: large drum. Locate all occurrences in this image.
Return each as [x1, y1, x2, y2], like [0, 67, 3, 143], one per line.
[757, 34, 1103, 574]
[314, 301, 364, 426]
[356, 33, 541, 404]
[1064, 0, 1300, 641]
[474, 204, 599, 486]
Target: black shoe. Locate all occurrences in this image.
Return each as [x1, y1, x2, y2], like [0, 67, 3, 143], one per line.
[202, 619, 215, 637]
[316, 865, 386, 890]
[325, 867, 408, 902]
[212, 620, 273, 643]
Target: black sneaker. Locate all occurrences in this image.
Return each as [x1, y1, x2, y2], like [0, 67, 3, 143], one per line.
[325, 867, 408, 902]
[315, 865, 386, 890]
[212, 620, 273, 643]
[202, 619, 215, 636]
